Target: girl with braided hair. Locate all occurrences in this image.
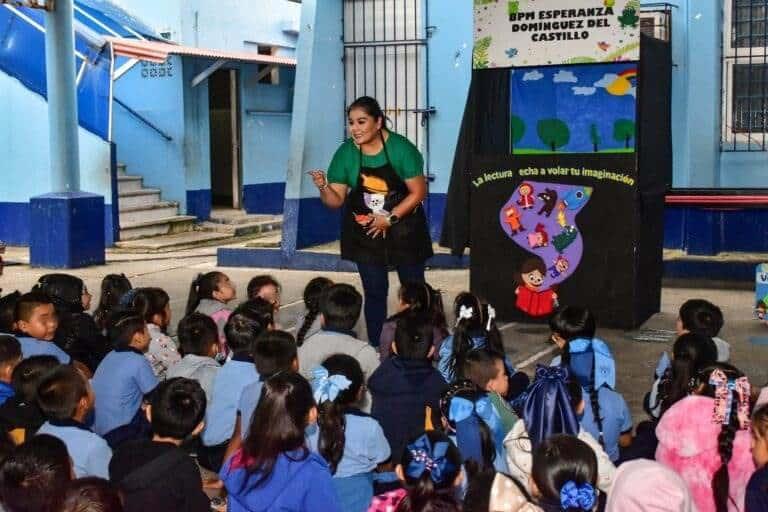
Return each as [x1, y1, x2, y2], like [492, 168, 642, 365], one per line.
[656, 362, 755, 512]
[294, 277, 333, 346]
[549, 306, 632, 463]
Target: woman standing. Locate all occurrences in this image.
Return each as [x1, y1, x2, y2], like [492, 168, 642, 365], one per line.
[309, 96, 433, 347]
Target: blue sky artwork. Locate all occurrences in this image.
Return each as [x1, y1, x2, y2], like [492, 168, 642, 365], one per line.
[510, 63, 638, 154]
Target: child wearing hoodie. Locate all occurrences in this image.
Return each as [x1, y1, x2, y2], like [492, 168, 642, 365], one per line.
[220, 372, 341, 512]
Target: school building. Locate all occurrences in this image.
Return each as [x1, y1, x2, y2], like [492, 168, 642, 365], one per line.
[0, 0, 764, 277]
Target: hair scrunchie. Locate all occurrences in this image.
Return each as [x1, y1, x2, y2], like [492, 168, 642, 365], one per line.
[560, 481, 596, 510]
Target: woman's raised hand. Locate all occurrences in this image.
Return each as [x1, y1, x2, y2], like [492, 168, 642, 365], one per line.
[307, 170, 328, 190]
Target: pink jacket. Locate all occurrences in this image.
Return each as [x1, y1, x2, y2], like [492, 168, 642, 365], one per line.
[656, 395, 755, 512]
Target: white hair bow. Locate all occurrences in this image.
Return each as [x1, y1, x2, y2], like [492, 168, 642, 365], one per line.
[456, 305, 474, 327]
[486, 305, 496, 331]
[311, 366, 352, 404]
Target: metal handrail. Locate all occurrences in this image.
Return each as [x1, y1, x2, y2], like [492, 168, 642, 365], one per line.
[113, 97, 173, 141]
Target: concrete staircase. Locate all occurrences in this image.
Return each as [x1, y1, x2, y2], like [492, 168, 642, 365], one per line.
[113, 164, 283, 252]
[116, 164, 196, 241]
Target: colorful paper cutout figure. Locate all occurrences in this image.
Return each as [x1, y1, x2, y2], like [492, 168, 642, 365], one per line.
[515, 258, 558, 317]
[500, 181, 593, 317]
[756, 264, 768, 324]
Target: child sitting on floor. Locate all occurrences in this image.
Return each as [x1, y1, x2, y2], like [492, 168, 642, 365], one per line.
[186, 271, 237, 357]
[309, 354, 390, 512]
[131, 287, 180, 379]
[13, 292, 70, 364]
[37, 365, 112, 478]
[167, 312, 221, 403]
[110, 377, 210, 512]
[0, 355, 59, 444]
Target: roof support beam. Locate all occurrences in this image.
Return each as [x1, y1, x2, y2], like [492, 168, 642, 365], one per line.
[191, 58, 228, 87]
[254, 64, 276, 83]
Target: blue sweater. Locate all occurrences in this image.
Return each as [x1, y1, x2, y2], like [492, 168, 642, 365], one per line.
[220, 449, 341, 512]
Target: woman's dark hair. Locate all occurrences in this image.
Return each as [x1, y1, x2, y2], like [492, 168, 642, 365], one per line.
[177, 313, 218, 357]
[347, 96, 385, 122]
[396, 430, 462, 512]
[224, 299, 275, 355]
[679, 299, 724, 338]
[0, 434, 72, 512]
[659, 332, 718, 416]
[531, 434, 598, 512]
[0, 290, 22, 333]
[93, 274, 132, 331]
[11, 355, 60, 402]
[241, 372, 314, 489]
[185, 271, 227, 316]
[58, 477, 124, 512]
[296, 277, 333, 346]
[106, 310, 146, 349]
[316, 354, 364, 475]
[690, 363, 749, 512]
[394, 312, 435, 360]
[439, 380, 496, 473]
[448, 292, 503, 382]
[246, 275, 281, 301]
[388, 282, 448, 336]
[32, 274, 86, 314]
[130, 288, 170, 328]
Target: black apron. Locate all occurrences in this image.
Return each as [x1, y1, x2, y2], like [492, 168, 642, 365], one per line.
[340, 136, 433, 266]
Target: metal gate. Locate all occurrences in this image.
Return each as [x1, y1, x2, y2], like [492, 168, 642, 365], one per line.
[343, 0, 432, 167]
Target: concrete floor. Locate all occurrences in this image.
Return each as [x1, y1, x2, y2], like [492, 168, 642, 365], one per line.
[2, 245, 767, 424]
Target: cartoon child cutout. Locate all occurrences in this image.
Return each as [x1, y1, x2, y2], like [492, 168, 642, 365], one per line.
[504, 206, 526, 235]
[556, 202, 567, 228]
[515, 257, 558, 317]
[517, 182, 535, 210]
[527, 223, 549, 249]
[548, 255, 569, 279]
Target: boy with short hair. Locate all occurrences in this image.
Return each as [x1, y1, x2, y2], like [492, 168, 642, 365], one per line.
[369, 312, 446, 460]
[37, 365, 112, 478]
[0, 355, 60, 444]
[166, 312, 221, 403]
[199, 299, 272, 472]
[13, 292, 70, 364]
[298, 284, 379, 409]
[0, 335, 22, 406]
[463, 349, 518, 432]
[110, 377, 210, 512]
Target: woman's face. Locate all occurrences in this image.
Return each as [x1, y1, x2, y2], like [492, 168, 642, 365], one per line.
[348, 107, 382, 146]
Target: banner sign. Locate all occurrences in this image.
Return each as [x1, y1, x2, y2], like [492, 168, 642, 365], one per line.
[473, 0, 641, 69]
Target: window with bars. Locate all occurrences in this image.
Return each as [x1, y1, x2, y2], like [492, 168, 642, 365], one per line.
[723, 0, 768, 150]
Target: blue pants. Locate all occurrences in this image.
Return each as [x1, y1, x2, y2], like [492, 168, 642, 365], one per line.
[356, 262, 425, 347]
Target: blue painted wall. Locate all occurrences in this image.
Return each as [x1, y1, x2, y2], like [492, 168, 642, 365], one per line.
[112, 56, 188, 210]
[239, 66, 294, 214]
[0, 70, 112, 245]
[282, 0, 346, 251]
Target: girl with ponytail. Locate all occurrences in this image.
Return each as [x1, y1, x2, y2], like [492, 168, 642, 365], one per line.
[549, 306, 633, 463]
[438, 292, 511, 383]
[186, 271, 236, 357]
[131, 287, 180, 379]
[369, 430, 463, 512]
[656, 362, 755, 512]
[379, 281, 448, 360]
[310, 354, 390, 512]
[294, 277, 334, 346]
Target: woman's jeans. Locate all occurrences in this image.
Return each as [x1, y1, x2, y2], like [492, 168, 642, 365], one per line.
[356, 262, 425, 347]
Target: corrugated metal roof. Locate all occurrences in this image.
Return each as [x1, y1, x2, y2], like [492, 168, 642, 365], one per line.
[106, 37, 297, 66]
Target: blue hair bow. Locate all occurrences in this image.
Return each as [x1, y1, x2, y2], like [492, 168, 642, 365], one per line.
[310, 366, 352, 404]
[569, 337, 616, 390]
[406, 434, 455, 484]
[560, 481, 596, 510]
[448, 396, 502, 434]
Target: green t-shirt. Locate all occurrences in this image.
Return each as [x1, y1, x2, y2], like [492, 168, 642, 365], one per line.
[327, 131, 424, 188]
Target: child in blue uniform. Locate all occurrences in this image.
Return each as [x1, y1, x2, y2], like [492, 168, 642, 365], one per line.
[13, 292, 70, 364]
[220, 372, 341, 512]
[308, 354, 390, 512]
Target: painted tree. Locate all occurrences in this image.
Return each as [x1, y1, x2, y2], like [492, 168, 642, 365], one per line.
[473, 37, 492, 69]
[537, 119, 570, 152]
[511, 115, 526, 151]
[589, 123, 601, 152]
[613, 119, 635, 149]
